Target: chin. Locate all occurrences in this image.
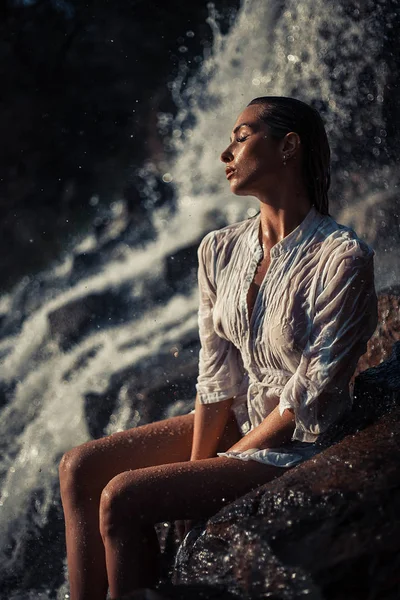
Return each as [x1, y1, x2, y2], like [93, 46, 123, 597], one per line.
[229, 172, 260, 197]
[229, 181, 252, 197]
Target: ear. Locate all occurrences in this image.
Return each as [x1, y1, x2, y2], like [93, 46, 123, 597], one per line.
[281, 132, 301, 160]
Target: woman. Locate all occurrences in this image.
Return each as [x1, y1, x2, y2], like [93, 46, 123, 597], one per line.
[59, 96, 378, 599]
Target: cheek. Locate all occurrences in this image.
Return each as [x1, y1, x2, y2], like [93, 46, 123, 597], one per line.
[239, 143, 278, 178]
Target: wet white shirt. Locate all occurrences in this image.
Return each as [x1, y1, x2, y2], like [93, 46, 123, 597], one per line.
[195, 205, 378, 444]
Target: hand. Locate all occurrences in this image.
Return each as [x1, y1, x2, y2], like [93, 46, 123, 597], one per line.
[175, 519, 194, 544]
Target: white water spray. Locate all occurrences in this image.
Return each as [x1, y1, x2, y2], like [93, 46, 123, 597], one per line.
[0, 1, 398, 597]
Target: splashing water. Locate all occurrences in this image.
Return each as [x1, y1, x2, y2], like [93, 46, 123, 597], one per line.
[0, 1, 399, 597]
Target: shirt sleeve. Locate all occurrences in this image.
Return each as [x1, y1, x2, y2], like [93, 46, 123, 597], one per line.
[195, 231, 245, 404]
[278, 238, 379, 442]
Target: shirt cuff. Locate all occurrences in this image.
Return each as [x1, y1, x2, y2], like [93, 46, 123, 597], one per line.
[278, 371, 321, 441]
[196, 382, 242, 404]
[291, 427, 319, 443]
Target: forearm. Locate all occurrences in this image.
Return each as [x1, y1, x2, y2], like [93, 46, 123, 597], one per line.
[226, 404, 295, 453]
[190, 394, 233, 460]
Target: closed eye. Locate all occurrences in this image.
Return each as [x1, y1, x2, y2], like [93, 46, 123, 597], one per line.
[236, 135, 248, 142]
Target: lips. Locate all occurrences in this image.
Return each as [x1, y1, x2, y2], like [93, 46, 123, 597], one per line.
[226, 167, 236, 179]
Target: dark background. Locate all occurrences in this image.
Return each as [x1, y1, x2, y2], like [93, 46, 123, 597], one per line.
[0, 0, 240, 290]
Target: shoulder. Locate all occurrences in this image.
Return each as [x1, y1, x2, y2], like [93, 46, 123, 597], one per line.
[313, 215, 375, 291]
[317, 214, 375, 265]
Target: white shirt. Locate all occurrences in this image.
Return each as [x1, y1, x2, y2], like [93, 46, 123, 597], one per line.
[196, 205, 378, 443]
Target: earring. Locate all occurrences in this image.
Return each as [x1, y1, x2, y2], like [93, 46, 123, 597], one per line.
[283, 154, 287, 166]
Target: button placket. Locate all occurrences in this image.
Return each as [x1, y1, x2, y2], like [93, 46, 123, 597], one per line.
[245, 247, 277, 371]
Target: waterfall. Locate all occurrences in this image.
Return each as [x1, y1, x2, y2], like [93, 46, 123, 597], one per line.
[0, 1, 398, 597]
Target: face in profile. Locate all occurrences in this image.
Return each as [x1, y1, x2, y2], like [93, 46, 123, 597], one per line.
[220, 104, 288, 198]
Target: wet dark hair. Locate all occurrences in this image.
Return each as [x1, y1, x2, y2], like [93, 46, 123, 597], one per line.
[247, 96, 331, 216]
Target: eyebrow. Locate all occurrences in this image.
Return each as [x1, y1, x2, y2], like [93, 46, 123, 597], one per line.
[230, 122, 255, 142]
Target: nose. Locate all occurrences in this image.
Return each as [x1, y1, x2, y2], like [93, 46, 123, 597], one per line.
[220, 143, 234, 165]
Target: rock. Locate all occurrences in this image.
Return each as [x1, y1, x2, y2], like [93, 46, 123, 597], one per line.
[165, 241, 201, 294]
[47, 290, 132, 349]
[170, 341, 400, 596]
[351, 286, 400, 381]
[121, 583, 238, 599]
[175, 409, 400, 600]
[174, 407, 400, 597]
[81, 332, 200, 438]
[118, 589, 171, 599]
[316, 339, 400, 450]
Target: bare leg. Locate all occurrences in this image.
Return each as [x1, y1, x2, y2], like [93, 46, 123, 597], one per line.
[99, 455, 287, 598]
[59, 411, 241, 600]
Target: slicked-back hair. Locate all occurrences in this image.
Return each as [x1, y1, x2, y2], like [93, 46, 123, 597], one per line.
[247, 96, 331, 216]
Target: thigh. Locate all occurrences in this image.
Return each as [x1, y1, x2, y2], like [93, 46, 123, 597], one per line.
[105, 455, 284, 524]
[64, 409, 242, 486]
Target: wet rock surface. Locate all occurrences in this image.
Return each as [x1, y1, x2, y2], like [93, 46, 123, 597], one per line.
[164, 351, 400, 598]
[352, 284, 400, 377]
[173, 417, 400, 597]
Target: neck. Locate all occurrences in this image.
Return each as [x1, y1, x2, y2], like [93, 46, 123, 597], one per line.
[258, 196, 313, 250]
[253, 166, 313, 247]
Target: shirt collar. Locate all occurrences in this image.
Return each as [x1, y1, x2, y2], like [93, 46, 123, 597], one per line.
[251, 205, 324, 258]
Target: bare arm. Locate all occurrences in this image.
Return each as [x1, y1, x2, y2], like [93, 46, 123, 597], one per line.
[175, 395, 234, 540]
[226, 404, 296, 453]
[190, 394, 233, 460]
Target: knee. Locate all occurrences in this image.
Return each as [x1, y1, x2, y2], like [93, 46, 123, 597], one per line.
[59, 445, 93, 503]
[99, 472, 141, 541]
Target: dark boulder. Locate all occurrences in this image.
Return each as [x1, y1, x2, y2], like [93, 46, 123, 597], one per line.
[352, 284, 400, 378]
[47, 289, 133, 349]
[170, 342, 400, 599]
